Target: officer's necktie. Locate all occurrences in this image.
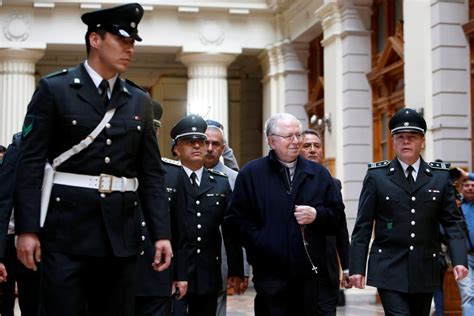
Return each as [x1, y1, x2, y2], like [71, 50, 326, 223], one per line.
[99, 79, 110, 107]
[190, 172, 199, 192]
[406, 165, 415, 188]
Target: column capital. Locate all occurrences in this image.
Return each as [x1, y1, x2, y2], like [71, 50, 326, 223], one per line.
[258, 39, 307, 83]
[316, 1, 371, 47]
[0, 47, 45, 63]
[178, 53, 237, 68]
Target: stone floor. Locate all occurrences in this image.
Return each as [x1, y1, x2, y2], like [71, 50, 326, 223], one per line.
[227, 286, 386, 316]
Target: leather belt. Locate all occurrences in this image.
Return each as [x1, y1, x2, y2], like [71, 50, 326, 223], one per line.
[54, 172, 139, 193]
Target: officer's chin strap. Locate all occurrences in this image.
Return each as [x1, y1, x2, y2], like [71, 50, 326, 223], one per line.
[300, 225, 318, 275]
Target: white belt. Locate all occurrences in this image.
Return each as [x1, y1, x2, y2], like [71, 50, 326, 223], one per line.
[53, 172, 139, 193]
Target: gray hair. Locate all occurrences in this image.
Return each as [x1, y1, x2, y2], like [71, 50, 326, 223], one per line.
[264, 112, 302, 137]
[206, 125, 225, 140]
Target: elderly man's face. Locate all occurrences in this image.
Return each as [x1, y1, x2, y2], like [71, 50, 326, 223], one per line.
[300, 133, 323, 163]
[204, 128, 224, 169]
[268, 118, 302, 163]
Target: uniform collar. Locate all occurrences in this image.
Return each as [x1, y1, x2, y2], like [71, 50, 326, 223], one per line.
[84, 60, 118, 97]
[398, 157, 421, 179]
[181, 165, 203, 185]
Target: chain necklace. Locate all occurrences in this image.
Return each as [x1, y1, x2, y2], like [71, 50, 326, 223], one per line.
[300, 225, 318, 274]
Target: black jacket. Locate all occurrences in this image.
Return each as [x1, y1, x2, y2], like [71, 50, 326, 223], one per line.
[0, 133, 21, 258]
[14, 63, 170, 257]
[350, 158, 467, 293]
[226, 150, 345, 294]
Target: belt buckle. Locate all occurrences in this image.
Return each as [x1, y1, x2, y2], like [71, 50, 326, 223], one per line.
[98, 174, 113, 193]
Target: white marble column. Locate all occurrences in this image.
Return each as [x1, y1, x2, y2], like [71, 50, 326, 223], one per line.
[258, 40, 309, 153]
[179, 53, 236, 136]
[0, 48, 44, 146]
[405, 0, 471, 166]
[317, 1, 372, 232]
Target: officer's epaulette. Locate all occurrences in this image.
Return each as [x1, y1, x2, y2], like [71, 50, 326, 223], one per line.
[125, 78, 147, 93]
[428, 161, 451, 170]
[208, 168, 228, 178]
[161, 157, 181, 167]
[45, 68, 69, 78]
[368, 160, 390, 169]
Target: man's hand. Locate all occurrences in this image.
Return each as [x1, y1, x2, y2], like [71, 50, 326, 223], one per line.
[349, 274, 365, 289]
[341, 272, 352, 289]
[453, 265, 468, 281]
[0, 263, 8, 282]
[171, 281, 188, 300]
[151, 239, 172, 272]
[16, 233, 41, 271]
[240, 276, 249, 294]
[294, 205, 317, 225]
[227, 276, 243, 295]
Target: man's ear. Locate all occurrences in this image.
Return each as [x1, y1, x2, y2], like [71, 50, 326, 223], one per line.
[267, 136, 275, 150]
[89, 32, 101, 50]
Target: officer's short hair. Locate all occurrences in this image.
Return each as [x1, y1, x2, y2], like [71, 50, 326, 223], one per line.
[264, 113, 302, 137]
[302, 129, 321, 140]
[85, 29, 107, 55]
[0, 145, 6, 154]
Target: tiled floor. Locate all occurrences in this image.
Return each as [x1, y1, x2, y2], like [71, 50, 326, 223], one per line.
[227, 287, 386, 316]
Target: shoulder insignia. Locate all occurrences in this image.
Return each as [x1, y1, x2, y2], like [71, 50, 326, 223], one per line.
[125, 79, 147, 94]
[368, 160, 390, 169]
[22, 114, 35, 138]
[428, 161, 451, 170]
[162, 157, 181, 167]
[208, 168, 228, 178]
[45, 68, 69, 78]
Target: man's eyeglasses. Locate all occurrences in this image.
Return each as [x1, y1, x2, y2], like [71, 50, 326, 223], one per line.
[271, 133, 303, 141]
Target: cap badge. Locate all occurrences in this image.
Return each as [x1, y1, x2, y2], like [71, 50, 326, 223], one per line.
[192, 127, 197, 131]
[74, 78, 81, 84]
[405, 110, 409, 114]
[96, 24, 101, 28]
[404, 122, 409, 126]
[131, 22, 136, 28]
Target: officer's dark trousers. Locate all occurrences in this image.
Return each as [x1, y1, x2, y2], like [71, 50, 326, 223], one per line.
[39, 251, 137, 316]
[253, 273, 337, 316]
[135, 296, 172, 316]
[378, 288, 433, 316]
[0, 235, 40, 316]
[172, 292, 218, 316]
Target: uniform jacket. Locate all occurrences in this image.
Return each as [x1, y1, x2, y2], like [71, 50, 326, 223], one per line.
[0, 133, 21, 258]
[225, 150, 345, 293]
[136, 159, 188, 296]
[350, 158, 467, 293]
[182, 167, 242, 295]
[325, 177, 350, 288]
[14, 63, 170, 257]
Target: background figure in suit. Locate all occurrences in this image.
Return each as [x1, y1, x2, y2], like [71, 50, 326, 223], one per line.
[0, 133, 39, 316]
[203, 124, 250, 316]
[135, 101, 188, 316]
[299, 129, 351, 310]
[14, 4, 172, 316]
[0, 145, 6, 164]
[170, 115, 244, 316]
[349, 108, 468, 316]
[226, 113, 345, 316]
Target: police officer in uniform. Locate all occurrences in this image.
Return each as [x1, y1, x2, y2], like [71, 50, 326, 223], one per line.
[349, 108, 468, 315]
[14, 4, 172, 316]
[135, 103, 189, 316]
[168, 115, 244, 316]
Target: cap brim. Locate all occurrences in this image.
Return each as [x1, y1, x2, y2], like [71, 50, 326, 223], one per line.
[176, 133, 207, 141]
[391, 126, 425, 135]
